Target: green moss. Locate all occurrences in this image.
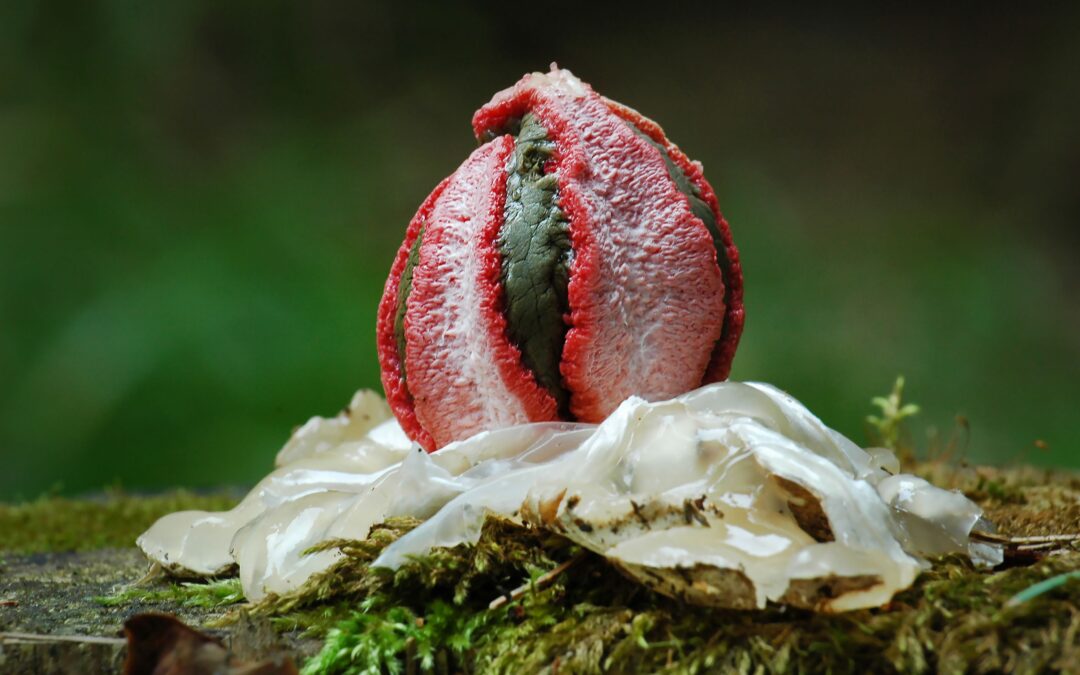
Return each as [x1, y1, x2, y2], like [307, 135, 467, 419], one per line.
[95, 577, 244, 609]
[300, 600, 491, 675]
[0, 489, 238, 554]
[249, 515, 573, 624]
[279, 539, 1080, 675]
[226, 501, 1077, 674]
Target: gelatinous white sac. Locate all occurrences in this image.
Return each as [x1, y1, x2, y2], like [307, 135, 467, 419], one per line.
[137, 382, 1001, 611]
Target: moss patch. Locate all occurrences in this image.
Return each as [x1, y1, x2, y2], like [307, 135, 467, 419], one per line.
[0, 489, 239, 554]
[95, 578, 245, 610]
[226, 471, 1079, 675]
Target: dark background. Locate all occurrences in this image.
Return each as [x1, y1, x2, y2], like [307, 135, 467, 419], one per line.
[2, 3, 1078, 500]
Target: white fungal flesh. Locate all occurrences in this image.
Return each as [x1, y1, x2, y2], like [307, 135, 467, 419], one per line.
[137, 382, 1001, 609]
[405, 137, 535, 447]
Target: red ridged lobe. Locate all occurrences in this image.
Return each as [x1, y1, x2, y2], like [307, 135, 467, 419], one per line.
[602, 98, 745, 383]
[375, 178, 449, 451]
[404, 136, 558, 449]
[473, 70, 727, 422]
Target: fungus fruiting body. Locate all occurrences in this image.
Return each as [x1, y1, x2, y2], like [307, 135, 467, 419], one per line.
[138, 382, 999, 609]
[138, 68, 999, 616]
[377, 67, 744, 451]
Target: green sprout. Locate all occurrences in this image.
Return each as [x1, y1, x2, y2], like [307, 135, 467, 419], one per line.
[867, 376, 921, 451]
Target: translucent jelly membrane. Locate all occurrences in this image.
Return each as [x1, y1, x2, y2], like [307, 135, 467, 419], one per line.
[138, 383, 1001, 611]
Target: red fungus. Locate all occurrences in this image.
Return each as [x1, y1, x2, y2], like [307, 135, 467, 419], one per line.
[377, 67, 744, 451]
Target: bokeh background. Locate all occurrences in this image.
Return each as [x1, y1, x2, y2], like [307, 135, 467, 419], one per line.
[2, 4, 1078, 500]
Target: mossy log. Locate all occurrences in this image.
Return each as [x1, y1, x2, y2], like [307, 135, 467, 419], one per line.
[2, 464, 1079, 675]
[0, 491, 317, 674]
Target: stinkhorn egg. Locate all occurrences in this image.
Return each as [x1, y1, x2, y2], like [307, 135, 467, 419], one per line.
[137, 68, 1001, 613]
[377, 66, 745, 451]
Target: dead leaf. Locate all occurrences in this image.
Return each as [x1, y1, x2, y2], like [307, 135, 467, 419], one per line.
[122, 613, 297, 675]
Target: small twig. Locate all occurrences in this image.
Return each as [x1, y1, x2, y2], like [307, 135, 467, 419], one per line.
[1014, 543, 1062, 552]
[489, 553, 586, 611]
[970, 530, 1080, 546]
[0, 632, 126, 646]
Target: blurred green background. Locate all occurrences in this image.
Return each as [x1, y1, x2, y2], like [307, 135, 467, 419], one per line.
[2, 4, 1078, 500]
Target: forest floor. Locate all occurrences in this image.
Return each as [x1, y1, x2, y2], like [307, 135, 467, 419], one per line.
[1, 461, 1078, 674]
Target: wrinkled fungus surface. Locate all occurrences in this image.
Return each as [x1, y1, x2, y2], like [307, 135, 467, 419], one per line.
[139, 383, 1000, 610]
[377, 67, 744, 450]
